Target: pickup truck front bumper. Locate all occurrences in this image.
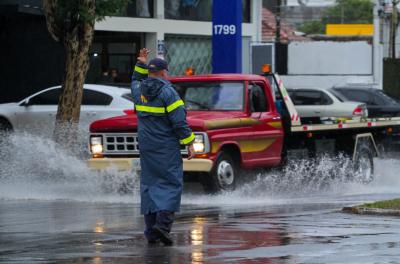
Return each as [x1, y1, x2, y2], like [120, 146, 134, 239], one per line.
[87, 158, 214, 173]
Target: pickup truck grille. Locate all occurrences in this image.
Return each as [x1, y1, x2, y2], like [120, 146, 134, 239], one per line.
[104, 133, 139, 154]
[92, 133, 187, 156]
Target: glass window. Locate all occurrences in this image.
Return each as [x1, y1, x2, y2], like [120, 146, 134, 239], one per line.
[82, 90, 113, 105]
[119, 0, 154, 18]
[165, 0, 250, 23]
[321, 92, 333, 105]
[249, 83, 268, 112]
[173, 81, 244, 111]
[109, 54, 133, 80]
[165, 35, 211, 76]
[376, 90, 399, 105]
[122, 93, 134, 102]
[345, 90, 371, 104]
[29, 88, 61, 105]
[291, 91, 324, 105]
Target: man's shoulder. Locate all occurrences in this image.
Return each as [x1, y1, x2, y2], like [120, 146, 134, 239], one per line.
[160, 81, 177, 97]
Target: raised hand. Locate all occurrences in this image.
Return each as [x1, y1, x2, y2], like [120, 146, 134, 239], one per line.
[137, 48, 150, 64]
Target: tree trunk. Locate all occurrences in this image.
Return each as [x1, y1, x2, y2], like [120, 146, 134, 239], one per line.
[53, 22, 94, 149]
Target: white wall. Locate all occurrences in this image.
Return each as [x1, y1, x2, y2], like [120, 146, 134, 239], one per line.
[281, 75, 375, 89]
[288, 41, 373, 75]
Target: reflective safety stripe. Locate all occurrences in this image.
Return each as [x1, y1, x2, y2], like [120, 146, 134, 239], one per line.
[166, 100, 184, 113]
[134, 66, 149, 74]
[180, 133, 195, 145]
[135, 104, 166, 114]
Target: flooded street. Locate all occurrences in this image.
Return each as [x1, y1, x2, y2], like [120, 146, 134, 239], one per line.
[1, 134, 400, 263]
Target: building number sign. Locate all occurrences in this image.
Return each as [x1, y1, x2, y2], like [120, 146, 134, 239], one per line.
[213, 24, 236, 35]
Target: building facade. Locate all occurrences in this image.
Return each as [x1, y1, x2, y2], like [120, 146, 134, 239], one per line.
[0, 0, 262, 103]
[92, 0, 262, 82]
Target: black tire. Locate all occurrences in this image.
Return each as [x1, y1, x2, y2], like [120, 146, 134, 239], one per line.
[0, 119, 13, 146]
[353, 145, 374, 184]
[0, 119, 12, 132]
[201, 151, 240, 193]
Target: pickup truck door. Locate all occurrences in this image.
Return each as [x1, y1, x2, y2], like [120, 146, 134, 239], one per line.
[247, 82, 284, 167]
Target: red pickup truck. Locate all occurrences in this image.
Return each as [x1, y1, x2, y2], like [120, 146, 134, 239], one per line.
[88, 73, 400, 193]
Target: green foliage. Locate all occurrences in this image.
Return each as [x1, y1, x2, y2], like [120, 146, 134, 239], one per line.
[95, 0, 132, 22]
[297, 0, 373, 35]
[52, 0, 130, 27]
[322, 0, 374, 24]
[298, 21, 325, 35]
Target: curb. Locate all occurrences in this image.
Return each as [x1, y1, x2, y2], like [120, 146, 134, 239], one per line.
[342, 206, 400, 217]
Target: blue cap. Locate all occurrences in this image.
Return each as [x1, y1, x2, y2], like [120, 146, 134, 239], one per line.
[148, 58, 168, 72]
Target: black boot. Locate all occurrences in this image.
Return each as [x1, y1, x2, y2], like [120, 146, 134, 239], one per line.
[152, 226, 173, 246]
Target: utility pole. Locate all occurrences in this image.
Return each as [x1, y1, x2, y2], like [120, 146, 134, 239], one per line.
[389, 0, 399, 58]
[276, 0, 281, 43]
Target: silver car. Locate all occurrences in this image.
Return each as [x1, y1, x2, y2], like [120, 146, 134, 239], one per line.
[287, 87, 367, 121]
[0, 84, 133, 135]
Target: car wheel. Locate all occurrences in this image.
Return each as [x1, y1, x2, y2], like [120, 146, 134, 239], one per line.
[201, 151, 240, 193]
[353, 145, 374, 184]
[0, 119, 12, 133]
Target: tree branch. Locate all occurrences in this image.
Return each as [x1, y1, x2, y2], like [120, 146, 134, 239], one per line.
[42, 0, 62, 42]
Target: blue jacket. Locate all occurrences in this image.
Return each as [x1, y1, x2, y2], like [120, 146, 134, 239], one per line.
[131, 62, 194, 214]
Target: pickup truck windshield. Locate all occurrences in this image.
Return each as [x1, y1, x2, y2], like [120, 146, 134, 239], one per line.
[173, 81, 244, 111]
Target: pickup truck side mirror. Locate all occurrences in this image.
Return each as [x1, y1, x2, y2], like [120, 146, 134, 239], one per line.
[20, 99, 31, 107]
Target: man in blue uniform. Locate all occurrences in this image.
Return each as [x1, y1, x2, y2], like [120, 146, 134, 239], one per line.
[131, 48, 195, 245]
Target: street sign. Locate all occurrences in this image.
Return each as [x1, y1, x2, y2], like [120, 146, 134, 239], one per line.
[157, 40, 166, 58]
[212, 0, 242, 73]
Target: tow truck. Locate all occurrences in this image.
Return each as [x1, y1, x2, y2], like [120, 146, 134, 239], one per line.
[87, 71, 400, 193]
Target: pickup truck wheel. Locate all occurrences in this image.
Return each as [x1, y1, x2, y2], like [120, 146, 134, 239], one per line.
[202, 152, 239, 193]
[353, 145, 374, 184]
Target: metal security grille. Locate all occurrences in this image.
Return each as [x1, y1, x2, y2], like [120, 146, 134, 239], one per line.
[165, 35, 212, 76]
[104, 133, 139, 155]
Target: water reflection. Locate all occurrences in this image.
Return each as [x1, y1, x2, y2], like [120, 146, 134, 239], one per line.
[185, 211, 291, 263]
[94, 220, 105, 233]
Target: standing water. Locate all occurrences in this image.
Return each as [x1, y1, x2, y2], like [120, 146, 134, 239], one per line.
[0, 132, 400, 204]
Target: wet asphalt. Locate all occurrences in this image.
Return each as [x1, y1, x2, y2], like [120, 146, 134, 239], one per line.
[1, 137, 400, 264]
[1, 190, 400, 263]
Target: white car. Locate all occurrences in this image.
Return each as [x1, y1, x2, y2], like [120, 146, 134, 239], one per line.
[0, 84, 133, 135]
[287, 88, 367, 122]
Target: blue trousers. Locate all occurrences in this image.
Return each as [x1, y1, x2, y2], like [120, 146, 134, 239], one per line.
[144, 210, 175, 241]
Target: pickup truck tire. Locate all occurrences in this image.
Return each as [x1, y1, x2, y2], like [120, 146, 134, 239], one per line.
[201, 151, 240, 193]
[353, 144, 374, 184]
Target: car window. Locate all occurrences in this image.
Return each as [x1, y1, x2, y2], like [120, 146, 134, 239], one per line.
[329, 89, 346, 102]
[344, 90, 371, 104]
[321, 92, 333, 105]
[82, 90, 113, 105]
[376, 90, 399, 105]
[173, 81, 244, 111]
[29, 88, 61, 105]
[370, 94, 385, 105]
[122, 93, 134, 102]
[291, 91, 324, 106]
[249, 83, 268, 112]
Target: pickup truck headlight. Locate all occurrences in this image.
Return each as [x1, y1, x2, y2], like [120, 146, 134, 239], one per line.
[90, 136, 103, 155]
[192, 133, 210, 154]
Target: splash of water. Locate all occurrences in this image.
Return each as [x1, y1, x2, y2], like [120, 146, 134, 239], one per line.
[0, 132, 140, 203]
[0, 133, 399, 205]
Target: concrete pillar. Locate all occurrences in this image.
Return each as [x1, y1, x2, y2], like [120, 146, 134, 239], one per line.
[253, 0, 263, 42]
[155, 0, 164, 19]
[373, 0, 383, 88]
